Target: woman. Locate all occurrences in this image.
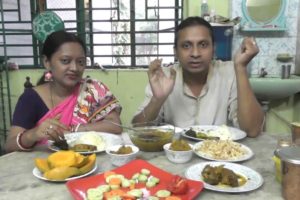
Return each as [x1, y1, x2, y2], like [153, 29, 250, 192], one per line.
[5, 31, 122, 152]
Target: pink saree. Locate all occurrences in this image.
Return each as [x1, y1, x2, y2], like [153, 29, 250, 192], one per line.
[37, 79, 121, 145]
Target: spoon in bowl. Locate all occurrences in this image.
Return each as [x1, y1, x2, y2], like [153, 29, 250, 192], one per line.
[103, 120, 138, 132]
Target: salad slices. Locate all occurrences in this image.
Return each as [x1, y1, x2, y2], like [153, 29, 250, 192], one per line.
[86, 169, 187, 200]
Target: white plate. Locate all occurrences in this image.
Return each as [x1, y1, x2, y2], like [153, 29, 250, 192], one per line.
[185, 162, 263, 193]
[48, 132, 122, 154]
[175, 127, 183, 134]
[193, 141, 254, 162]
[182, 125, 246, 141]
[33, 164, 97, 182]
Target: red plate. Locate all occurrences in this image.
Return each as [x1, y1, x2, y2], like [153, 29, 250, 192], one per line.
[66, 159, 204, 200]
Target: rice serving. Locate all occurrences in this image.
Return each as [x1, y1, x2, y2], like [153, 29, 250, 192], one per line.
[74, 132, 106, 151]
[196, 140, 246, 160]
[207, 125, 232, 140]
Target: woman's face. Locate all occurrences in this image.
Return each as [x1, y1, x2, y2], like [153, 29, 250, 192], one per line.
[174, 25, 214, 74]
[44, 42, 86, 88]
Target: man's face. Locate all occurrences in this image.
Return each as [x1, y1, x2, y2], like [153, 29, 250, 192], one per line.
[174, 25, 214, 74]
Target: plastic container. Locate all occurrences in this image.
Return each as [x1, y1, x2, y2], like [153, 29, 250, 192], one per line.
[273, 137, 292, 182]
[201, 0, 210, 21]
[212, 25, 233, 61]
[291, 122, 300, 145]
[275, 146, 300, 200]
[281, 64, 291, 79]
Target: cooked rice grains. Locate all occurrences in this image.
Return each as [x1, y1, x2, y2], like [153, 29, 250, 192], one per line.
[196, 140, 246, 160]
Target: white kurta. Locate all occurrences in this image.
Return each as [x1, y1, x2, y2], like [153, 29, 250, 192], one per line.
[136, 60, 239, 128]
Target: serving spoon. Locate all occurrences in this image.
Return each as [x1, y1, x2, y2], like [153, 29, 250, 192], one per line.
[103, 120, 139, 132]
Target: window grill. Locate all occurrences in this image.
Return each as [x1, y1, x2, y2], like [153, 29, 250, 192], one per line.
[0, 0, 183, 69]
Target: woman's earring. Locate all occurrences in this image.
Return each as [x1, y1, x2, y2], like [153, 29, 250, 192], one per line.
[44, 71, 53, 82]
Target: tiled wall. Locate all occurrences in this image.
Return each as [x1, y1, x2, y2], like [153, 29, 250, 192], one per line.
[231, 0, 299, 76]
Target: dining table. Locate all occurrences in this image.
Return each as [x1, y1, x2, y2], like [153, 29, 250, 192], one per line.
[0, 132, 284, 200]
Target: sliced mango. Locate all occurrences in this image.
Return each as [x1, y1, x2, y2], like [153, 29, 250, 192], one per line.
[44, 166, 80, 181]
[79, 153, 96, 174]
[35, 158, 51, 173]
[47, 150, 77, 168]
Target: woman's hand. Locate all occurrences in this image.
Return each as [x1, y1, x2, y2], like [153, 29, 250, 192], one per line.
[148, 58, 176, 101]
[234, 37, 259, 68]
[35, 114, 69, 142]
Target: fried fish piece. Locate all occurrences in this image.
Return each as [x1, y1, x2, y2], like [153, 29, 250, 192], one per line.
[71, 144, 97, 152]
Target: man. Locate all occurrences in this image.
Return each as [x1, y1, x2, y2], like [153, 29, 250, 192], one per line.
[132, 17, 264, 137]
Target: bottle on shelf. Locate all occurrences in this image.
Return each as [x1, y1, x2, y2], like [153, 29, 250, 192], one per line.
[201, 0, 210, 22]
[210, 9, 216, 23]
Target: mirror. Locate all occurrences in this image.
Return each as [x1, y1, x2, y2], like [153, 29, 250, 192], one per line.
[241, 0, 286, 31]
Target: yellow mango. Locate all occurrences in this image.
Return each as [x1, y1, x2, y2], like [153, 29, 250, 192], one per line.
[79, 153, 96, 175]
[72, 152, 89, 168]
[47, 150, 77, 168]
[35, 158, 51, 173]
[44, 166, 80, 181]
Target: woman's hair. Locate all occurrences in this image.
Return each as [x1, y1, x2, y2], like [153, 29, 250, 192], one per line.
[174, 16, 214, 48]
[37, 31, 86, 85]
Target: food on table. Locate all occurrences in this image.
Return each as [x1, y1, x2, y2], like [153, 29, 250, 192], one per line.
[167, 175, 189, 195]
[110, 145, 133, 154]
[201, 164, 247, 187]
[86, 169, 185, 200]
[129, 128, 173, 151]
[185, 128, 219, 140]
[156, 190, 171, 198]
[53, 138, 69, 150]
[34, 150, 96, 181]
[74, 132, 106, 151]
[44, 166, 80, 181]
[79, 153, 97, 174]
[34, 158, 51, 173]
[169, 139, 192, 151]
[195, 140, 247, 160]
[52, 132, 106, 152]
[70, 144, 97, 152]
[165, 196, 182, 200]
[47, 150, 78, 168]
[185, 125, 232, 140]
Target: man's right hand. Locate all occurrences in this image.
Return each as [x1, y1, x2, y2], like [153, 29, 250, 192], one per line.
[148, 58, 176, 101]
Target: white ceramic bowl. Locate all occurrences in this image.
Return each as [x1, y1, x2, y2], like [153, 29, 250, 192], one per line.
[106, 144, 139, 166]
[163, 143, 193, 164]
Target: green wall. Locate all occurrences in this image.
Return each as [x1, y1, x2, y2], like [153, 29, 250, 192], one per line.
[4, 69, 300, 135]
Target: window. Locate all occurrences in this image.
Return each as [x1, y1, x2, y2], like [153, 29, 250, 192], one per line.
[0, 0, 183, 68]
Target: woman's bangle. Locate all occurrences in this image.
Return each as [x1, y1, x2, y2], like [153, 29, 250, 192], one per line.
[74, 124, 81, 132]
[16, 131, 34, 151]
